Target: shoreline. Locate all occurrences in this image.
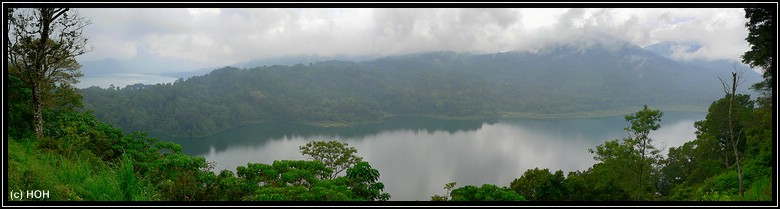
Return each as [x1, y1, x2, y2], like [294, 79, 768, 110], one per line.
[500, 105, 708, 119]
[158, 106, 707, 138]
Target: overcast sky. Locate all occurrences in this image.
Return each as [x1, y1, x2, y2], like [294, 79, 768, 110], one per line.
[74, 7, 750, 73]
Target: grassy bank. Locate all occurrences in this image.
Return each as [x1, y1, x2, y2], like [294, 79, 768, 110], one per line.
[7, 138, 156, 201]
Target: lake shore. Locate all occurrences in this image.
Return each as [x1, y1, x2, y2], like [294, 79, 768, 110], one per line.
[501, 105, 708, 119]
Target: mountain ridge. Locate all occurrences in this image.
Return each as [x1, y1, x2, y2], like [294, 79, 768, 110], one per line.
[80, 41, 762, 137]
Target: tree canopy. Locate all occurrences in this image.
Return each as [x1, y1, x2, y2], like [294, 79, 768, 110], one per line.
[299, 140, 363, 179]
[742, 7, 775, 96]
[7, 8, 91, 137]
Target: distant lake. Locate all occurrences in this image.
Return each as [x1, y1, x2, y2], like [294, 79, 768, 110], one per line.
[164, 111, 706, 201]
[77, 74, 179, 89]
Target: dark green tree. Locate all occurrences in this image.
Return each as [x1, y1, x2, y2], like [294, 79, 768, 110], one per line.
[510, 168, 565, 201]
[449, 184, 526, 201]
[7, 8, 91, 137]
[694, 94, 753, 169]
[588, 140, 636, 200]
[590, 105, 663, 200]
[742, 7, 775, 98]
[623, 105, 664, 200]
[345, 162, 390, 201]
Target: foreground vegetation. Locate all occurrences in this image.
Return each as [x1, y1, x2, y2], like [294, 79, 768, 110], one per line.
[7, 108, 394, 201]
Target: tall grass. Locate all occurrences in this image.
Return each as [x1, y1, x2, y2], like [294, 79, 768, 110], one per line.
[7, 138, 153, 201]
[745, 175, 772, 201]
[118, 154, 140, 201]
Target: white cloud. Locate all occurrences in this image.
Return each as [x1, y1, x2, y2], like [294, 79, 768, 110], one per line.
[74, 7, 751, 70]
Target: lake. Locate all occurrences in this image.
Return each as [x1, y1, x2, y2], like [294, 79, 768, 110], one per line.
[164, 110, 706, 201]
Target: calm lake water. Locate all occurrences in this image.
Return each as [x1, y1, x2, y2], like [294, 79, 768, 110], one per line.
[165, 111, 706, 201]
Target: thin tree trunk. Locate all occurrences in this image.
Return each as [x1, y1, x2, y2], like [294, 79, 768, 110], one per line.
[638, 140, 645, 201]
[733, 139, 744, 200]
[32, 81, 44, 137]
[725, 72, 744, 200]
[723, 145, 729, 168]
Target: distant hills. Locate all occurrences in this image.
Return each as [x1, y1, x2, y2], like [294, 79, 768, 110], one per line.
[77, 53, 378, 88]
[80, 41, 763, 137]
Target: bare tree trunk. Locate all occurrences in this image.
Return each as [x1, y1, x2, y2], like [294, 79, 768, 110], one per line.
[32, 81, 44, 137]
[723, 71, 744, 200]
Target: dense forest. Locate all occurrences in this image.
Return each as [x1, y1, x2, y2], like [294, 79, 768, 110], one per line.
[5, 7, 775, 204]
[81, 42, 761, 137]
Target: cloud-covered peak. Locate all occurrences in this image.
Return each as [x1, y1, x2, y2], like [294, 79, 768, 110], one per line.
[75, 7, 750, 74]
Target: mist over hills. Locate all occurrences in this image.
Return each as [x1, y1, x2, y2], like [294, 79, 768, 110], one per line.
[80, 41, 762, 137]
[642, 41, 758, 75]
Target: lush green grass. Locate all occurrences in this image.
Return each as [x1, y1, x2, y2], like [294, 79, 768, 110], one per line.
[8, 138, 64, 201]
[744, 175, 773, 201]
[7, 138, 156, 201]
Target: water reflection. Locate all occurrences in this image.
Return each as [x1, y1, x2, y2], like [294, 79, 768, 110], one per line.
[161, 111, 704, 201]
[167, 116, 495, 156]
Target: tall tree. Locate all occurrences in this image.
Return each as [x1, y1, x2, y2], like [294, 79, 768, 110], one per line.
[623, 105, 664, 201]
[742, 7, 775, 101]
[7, 8, 91, 137]
[590, 105, 663, 200]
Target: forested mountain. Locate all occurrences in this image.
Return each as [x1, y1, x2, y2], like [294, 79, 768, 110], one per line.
[80, 41, 762, 137]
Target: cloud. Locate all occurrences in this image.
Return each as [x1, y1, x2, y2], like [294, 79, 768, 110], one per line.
[75, 7, 750, 69]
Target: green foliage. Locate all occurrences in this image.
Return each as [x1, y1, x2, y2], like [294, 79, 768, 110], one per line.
[9, 138, 127, 201]
[624, 105, 664, 137]
[586, 106, 664, 200]
[700, 189, 732, 201]
[431, 181, 458, 201]
[40, 110, 124, 161]
[742, 7, 774, 96]
[660, 90, 771, 201]
[345, 162, 390, 201]
[430, 195, 448, 201]
[147, 153, 212, 201]
[299, 140, 363, 179]
[693, 94, 753, 167]
[207, 170, 250, 201]
[6, 73, 35, 139]
[561, 171, 589, 201]
[7, 8, 90, 137]
[510, 168, 565, 201]
[430, 182, 456, 201]
[118, 154, 141, 201]
[577, 163, 632, 201]
[744, 175, 772, 201]
[449, 184, 526, 201]
[234, 160, 388, 201]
